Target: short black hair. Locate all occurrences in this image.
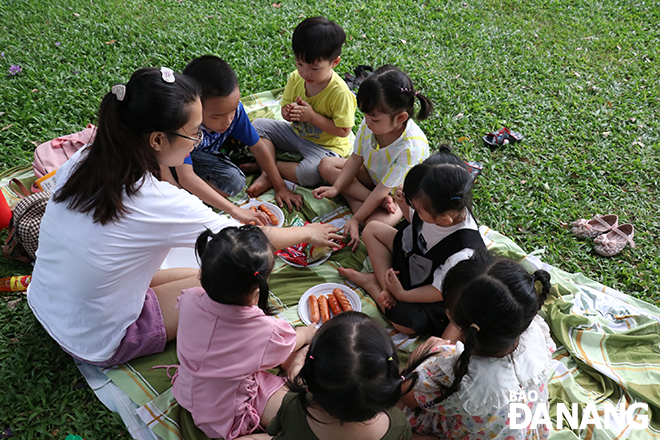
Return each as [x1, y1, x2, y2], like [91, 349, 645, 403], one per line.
[183, 55, 238, 101]
[292, 17, 346, 64]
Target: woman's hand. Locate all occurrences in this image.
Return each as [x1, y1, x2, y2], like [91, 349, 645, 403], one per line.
[304, 223, 343, 248]
[342, 217, 361, 252]
[231, 207, 269, 226]
[312, 185, 339, 200]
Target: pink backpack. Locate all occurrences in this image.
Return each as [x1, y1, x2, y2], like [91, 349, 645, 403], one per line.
[33, 124, 97, 179]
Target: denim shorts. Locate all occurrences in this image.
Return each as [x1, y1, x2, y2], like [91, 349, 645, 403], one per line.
[190, 150, 246, 197]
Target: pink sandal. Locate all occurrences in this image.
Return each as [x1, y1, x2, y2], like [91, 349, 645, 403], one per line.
[593, 223, 635, 257]
[571, 214, 618, 239]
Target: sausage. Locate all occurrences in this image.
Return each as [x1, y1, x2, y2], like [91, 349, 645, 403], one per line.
[327, 293, 342, 316]
[333, 288, 353, 312]
[308, 295, 320, 323]
[258, 204, 279, 225]
[318, 295, 330, 323]
[249, 206, 258, 213]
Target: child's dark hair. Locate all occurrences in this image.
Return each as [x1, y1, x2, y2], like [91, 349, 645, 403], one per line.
[402, 249, 551, 405]
[195, 225, 275, 315]
[54, 68, 201, 225]
[292, 17, 346, 64]
[403, 146, 473, 216]
[288, 312, 410, 423]
[183, 55, 238, 101]
[357, 64, 433, 121]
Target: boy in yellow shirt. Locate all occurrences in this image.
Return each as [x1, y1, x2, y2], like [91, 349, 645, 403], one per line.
[251, 16, 357, 192]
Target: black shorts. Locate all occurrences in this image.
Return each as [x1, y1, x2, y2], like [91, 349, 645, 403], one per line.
[385, 300, 449, 336]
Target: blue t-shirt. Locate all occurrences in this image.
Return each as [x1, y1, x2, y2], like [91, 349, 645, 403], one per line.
[183, 101, 260, 165]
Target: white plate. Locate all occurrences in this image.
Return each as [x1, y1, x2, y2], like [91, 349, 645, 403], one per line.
[240, 200, 284, 227]
[298, 283, 362, 326]
[279, 253, 330, 268]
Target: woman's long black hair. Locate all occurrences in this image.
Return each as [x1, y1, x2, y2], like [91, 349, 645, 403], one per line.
[54, 68, 200, 224]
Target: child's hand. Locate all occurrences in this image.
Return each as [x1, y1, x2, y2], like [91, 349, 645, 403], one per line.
[233, 207, 269, 226]
[275, 186, 303, 212]
[282, 103, 296, 122]
[289, 97, 316, 122]
[304, 222, 343, 248]
[384, 267, 405, 299]
[393, 185, 406, 206]
[312, 185, 339, 200]
[378, 289, 398, 309]
[342, 217, 361, 252]
[296, 323, 317, 344]
[382, 195, 397, 214]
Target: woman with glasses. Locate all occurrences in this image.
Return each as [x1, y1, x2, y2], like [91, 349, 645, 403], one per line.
[27, 67, 342, 367]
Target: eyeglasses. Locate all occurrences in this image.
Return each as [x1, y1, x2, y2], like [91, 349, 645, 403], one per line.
[171, 128, 203, 147]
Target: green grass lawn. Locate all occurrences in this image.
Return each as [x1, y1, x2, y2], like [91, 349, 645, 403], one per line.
[1, 0, 658, 437]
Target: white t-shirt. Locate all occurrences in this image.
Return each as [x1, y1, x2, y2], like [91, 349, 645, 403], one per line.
[354, 119, 429, 189]
[27, 148, 238, 362]
[408, 207, 489, 291]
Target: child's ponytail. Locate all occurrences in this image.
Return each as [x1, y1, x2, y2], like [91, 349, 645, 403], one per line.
[288, 312, 404, 423]
[195, 225, 275, 315]
[533, 270, 551, 308]
[357, 64, 433, 121]
[407, 250, 553, 406]
[414, 92, 433, 121]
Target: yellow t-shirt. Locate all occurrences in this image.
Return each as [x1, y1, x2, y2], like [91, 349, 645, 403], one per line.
[282, 70, 357, 157]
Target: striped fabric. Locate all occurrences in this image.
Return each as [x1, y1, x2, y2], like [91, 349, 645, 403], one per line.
[354, 119, 429, 189]
[101, 89, 660, 440]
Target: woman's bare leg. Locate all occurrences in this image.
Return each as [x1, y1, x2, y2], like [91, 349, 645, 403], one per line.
[150, 268, 201, 341]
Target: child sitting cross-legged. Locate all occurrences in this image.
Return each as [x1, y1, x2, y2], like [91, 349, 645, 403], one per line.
[400, 250, 553, 440]
[163, 56, 303, 221]
[313, 65, 432, 251]
[238, 311, 412, 440]
[251, 17, 357, 192]
[172, 225, 316, 440]
[340, 148, 486, 337]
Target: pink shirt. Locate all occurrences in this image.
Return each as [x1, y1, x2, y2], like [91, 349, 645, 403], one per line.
[173, 287, 297, 440]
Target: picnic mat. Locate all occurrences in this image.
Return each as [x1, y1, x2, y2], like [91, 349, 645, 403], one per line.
[75, 88, 660, 439]
[96, 189, 660, 440]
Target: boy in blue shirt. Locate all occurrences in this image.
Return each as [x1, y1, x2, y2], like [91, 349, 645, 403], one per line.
[251, 16, 357, 191]
[163, 56, 302, 220]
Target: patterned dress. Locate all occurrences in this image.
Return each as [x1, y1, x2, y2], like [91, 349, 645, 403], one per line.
[405, 318, 553, 439]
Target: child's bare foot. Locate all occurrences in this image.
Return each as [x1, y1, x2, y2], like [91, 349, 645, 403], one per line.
[337, 267, 383, 303]
[381, 195, 397, 214]
[247, 172, 273, 198]
[239, 162, 260, 174]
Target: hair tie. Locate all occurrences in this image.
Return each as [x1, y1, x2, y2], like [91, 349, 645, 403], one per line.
[254, 271, 259, 277]
[387, 356, 393, 362]
[414, 92, 418, 96]
[401, 375, 406, 381]
[451, 196, 462, 201]
[400, 87, 412, 93]
[470, 323, 480, 332]
[111, 84, 126, 101]
[309, 355, 314, 360]
[160, 67, 175, 83]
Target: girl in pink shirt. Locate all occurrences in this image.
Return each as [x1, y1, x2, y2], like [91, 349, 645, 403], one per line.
[173, 225, 316, 440]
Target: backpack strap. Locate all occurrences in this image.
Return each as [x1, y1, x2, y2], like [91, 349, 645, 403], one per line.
[8, 178, 32, 199]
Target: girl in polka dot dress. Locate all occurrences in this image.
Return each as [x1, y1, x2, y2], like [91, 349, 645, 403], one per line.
[400, 250, 554, 440]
